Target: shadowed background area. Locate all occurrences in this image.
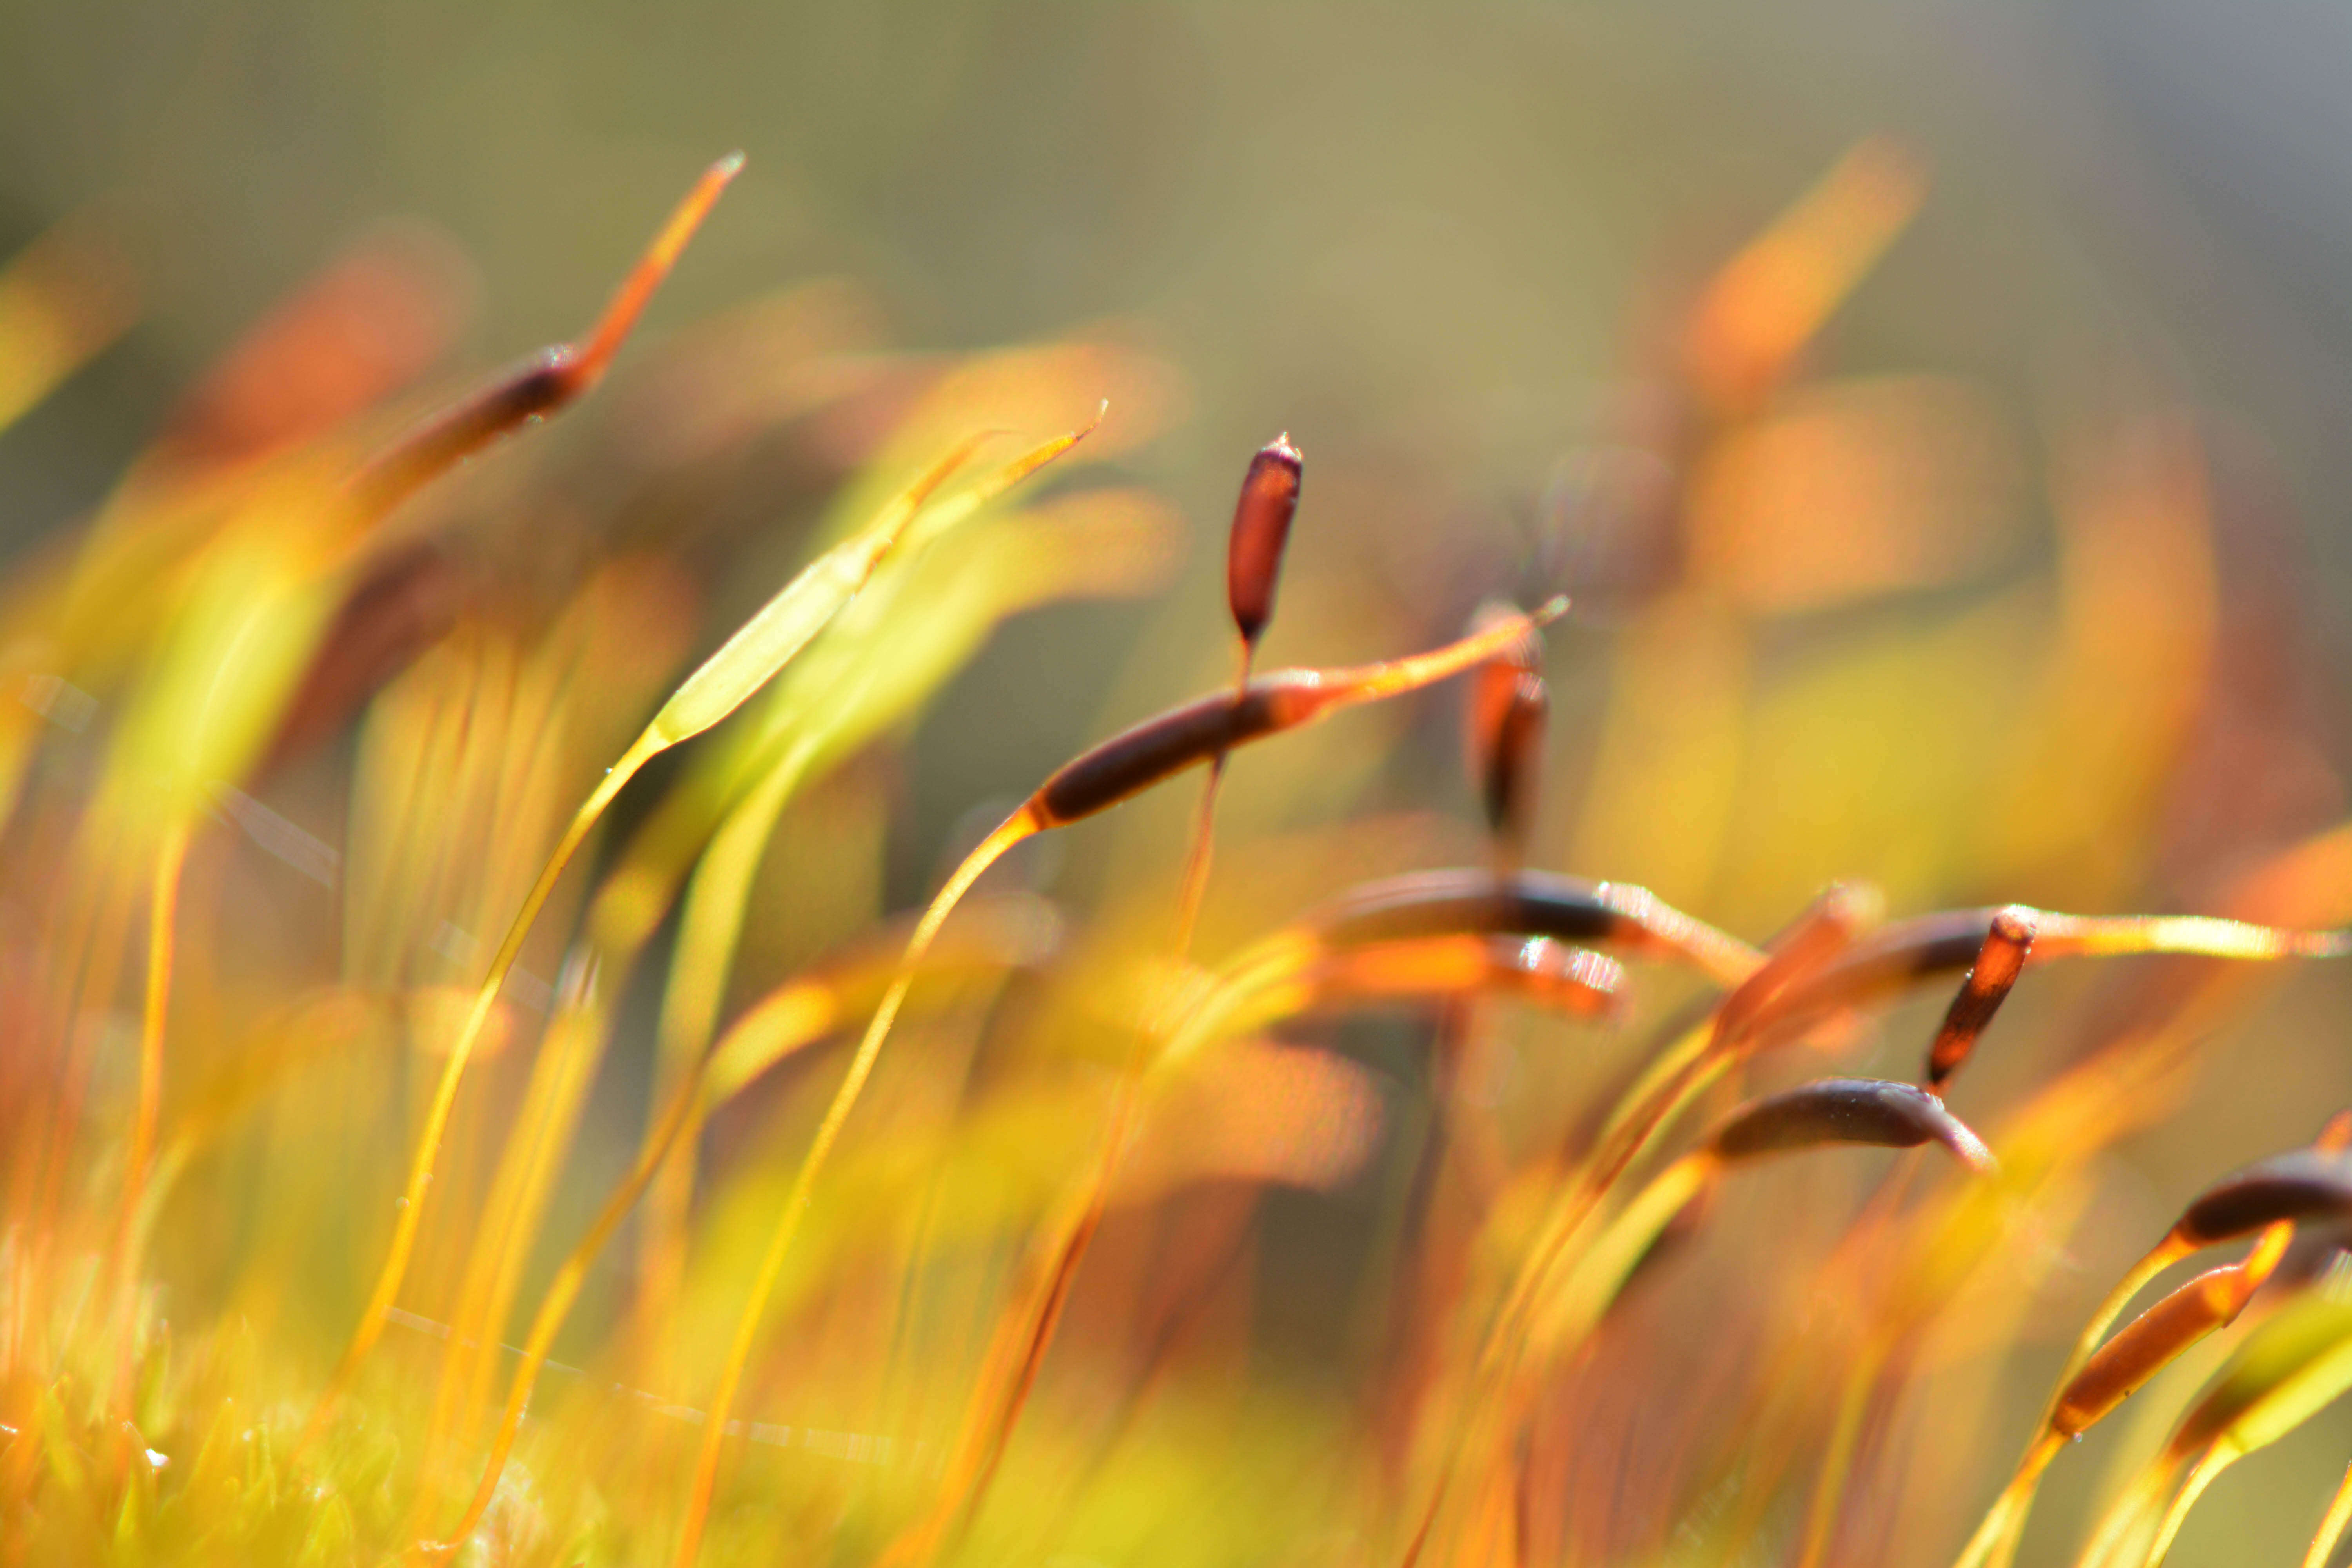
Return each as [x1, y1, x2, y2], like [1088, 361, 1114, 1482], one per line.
[5, 4, 2352, 1566]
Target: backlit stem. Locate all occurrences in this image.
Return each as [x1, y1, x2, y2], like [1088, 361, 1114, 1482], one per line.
[305, 731, 658, 1450]
[670, 808, 1039, 1568]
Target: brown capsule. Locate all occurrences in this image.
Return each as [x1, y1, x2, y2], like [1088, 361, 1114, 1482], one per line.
[1474, 673, 1548, 849]
[2051, 1263, 2250, 1437]
[1707, 1077, 1995, 1173]
[1757, 909, 2012, 1045]
[1754, 904, 2348, 1058]
[1924, 905, 2038, 1088]
[1308, 867, 1760, 987]
[342, 152, 742, 528]
[1226, 434, 1303, 652]
[343, 348, 579, 521]
[1034, 680, 1299, 826]
[2174, 1150, 2352, 1247]
[1027, 599, 1564, 828]
[1463, 599, 1544, 811]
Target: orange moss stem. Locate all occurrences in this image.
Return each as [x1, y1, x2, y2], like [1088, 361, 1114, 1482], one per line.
[423, 1024, 722, 1555]
[889, 654, 1254, 1568]
[2304, 1461, 2352, 1568]
[670, 808, 1039, 1568]
[304, 733, 657, 1452]
[106, 814, 189, 1422]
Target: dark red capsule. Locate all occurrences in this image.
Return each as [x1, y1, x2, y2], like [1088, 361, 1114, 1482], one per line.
[1746, 907, 2022, 1052]
[2175, 1150, 2352, 1246]
[1477, 674, 1547, 846]
[1027, 603, 1563, 831]
[1227, 434, 1303, 650]
[1464, 601, 1540, 746]
[343, 348, 578, 524]
[1031, 678, 1306, 826]
[342, 153, 741, 529]
[1924, 905, 2038, 1088]
[1707, 1077, 1994, 1173]
[1310, 867, 1760, 987]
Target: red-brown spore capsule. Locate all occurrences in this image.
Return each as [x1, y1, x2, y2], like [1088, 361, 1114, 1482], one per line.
[1478, 675, 1547, 846]
[2174, 1150, 2352, 1246]
[1462, 600, 1547, 847]
[1924, 904, 2038, 1088]
[1227, 434, 1303, 651]
[1707, 1077, 1994, 1173]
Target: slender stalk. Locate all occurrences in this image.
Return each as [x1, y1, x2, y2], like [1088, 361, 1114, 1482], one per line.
[2141, 1447, 2232, 1568]
[1947, 1437, 2064, 1568]
[2303, 1461, 2352, 1568]
[1795, 1339, 1889, 1568]
[15, 837, 135, 1380]
[670, 810, 1037, 1568]
[405, 952, 604, 1534]
[634, 744, 810, 1372]
[1164, 642, 1257, 959]
[105, 814, 189, 1423]
[304, 732, 658, 1450]
[424, 1024, 720, 1555]
[890, 647, 1254, 1566]
[1395, 1020, 1715, 1568]
[1950, 1242, 2202, 1568]
[2077, 1460, 2183, 1568]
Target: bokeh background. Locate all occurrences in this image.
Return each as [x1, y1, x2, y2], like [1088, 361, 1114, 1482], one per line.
[8, 4, 2352, 1565]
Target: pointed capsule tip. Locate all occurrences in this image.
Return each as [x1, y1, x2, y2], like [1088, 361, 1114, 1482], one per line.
[1991, 904, 2040, 943]
[1948, 1124, 1999, 1176]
